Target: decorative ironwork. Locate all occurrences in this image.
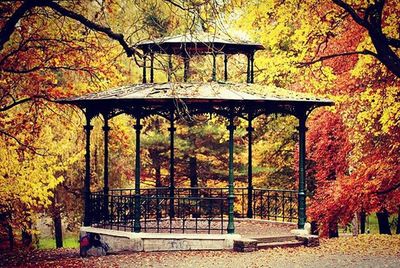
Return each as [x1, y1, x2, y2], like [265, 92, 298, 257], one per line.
[89, 187, 297, 234]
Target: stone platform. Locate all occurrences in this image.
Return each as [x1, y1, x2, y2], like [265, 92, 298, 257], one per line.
[80, 227, 241, 253]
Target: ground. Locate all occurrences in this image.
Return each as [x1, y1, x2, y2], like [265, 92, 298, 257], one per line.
[1, 235, 399, 267]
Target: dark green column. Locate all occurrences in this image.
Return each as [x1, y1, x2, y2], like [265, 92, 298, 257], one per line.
[224, 54, 228, 81]
[246, 54, 251, 83]
[83, 114, 93, 226]
[169, 110, 176, 218]
[142, 54, 147, 83]
[246, 114, 254, 218]
[150, 53, 154, 83]
[250, 52, 254, 83]
[297, 112, 308, 229]
[212, 53, 217, 81]
[168, 54, 172, 82]
[103, 116, 110, 222]
[134, 116, 142, 232]
[227, 115, 236, 234]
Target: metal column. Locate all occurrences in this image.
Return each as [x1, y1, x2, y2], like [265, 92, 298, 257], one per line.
[246, 54, 251, 83]
[212, 53, 217, 81]
[102, 115, 110, 222]
[83, 113, 93, 226]
[250, 53, 254, 83]
[169, 110, 176, 218]
[246, 114, 254, 218]
[168, 54, 172, 82]
[224, 54, 228, 81]
[150, 53, 154, 83]
[227, 115, 236, 234]
[134, 116, 142, 232]
[142, 54, 147, 83]
[297, 112, 308, 229]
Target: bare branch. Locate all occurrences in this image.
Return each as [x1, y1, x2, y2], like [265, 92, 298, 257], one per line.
[376, 182, 400, 195]
[40, 0, 139, 58]
[1, 65, 97, 74]
[0, 129, 47, 156]
[332, 0, 368, 28]
[0, 1, 34, 52]
[163, 0, 195, 11]
[0, 0, 141, 58]
[0, 95, 49, 112]
[298, 50, 378, 67]
[0, 97, 32, 112]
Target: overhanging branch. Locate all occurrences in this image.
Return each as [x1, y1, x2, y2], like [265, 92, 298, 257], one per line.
[0, 0, 140, 58]
[332, 0, 368, 28]
[298, 50, 377, 67]
[0, 129, 46, 156]
[387, 37, 400, 48]
[164, 0, 195, 11]
[41, 0, 138, 58]
[376, 182, 400, 195]
[0, 95, 48, 112]
[0, 1, 34, 52]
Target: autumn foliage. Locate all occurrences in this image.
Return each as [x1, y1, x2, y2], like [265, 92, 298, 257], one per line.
[1, 0, 399, 247]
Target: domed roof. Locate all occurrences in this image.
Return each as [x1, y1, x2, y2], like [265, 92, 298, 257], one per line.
[136, 32, 264, 55]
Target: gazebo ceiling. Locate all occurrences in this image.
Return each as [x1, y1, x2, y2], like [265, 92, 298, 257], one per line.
[136, 32, 264, 55]
[57, 82, 333, 117]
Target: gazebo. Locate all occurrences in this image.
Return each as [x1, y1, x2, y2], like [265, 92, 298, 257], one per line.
[57, 32, 332, 251]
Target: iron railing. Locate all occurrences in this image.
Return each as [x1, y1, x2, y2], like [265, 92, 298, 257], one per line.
[90, 187, 297, 233]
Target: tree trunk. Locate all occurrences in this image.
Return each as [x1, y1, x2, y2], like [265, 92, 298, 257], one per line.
[21, 227, 32, 247]
[189, 156, 199, 218]
[396, 207, 400, 234]
[189, 156, 198, 197]
[376, 209, 391, 235]
[311, 220, 319, 235]
[54, 213, 63, 248]
[51, 187, 63, 248]
[155, 163, 161, 187]
[328, 221, 338, 238]
[352, 213, 359, 236]
[360, 211, 366, 234]
[7, 223, 14, 250]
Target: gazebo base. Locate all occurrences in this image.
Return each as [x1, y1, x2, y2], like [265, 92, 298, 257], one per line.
[80, 226, 241, 253]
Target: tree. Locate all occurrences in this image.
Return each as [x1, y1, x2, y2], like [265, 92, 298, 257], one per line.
[0, 0, 134, 246]
[306, 110, 352, 237]
[310, 0, 400, 78]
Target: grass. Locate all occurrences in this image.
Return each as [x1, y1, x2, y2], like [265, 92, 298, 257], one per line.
[38, 235, 79, 249]
[341, 214, 398, 234]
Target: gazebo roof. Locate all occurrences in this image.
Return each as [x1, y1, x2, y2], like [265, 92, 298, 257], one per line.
[57, 82, 333, 115]
[136, 32, 264, 55]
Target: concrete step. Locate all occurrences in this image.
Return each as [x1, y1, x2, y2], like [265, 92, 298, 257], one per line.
[257, 240, 304, 250]
[247, 235, 297, 243]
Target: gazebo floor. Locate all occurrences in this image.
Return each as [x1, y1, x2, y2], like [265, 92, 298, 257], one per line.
[81, 218, 302, 254]
[235, 218, 296, 237]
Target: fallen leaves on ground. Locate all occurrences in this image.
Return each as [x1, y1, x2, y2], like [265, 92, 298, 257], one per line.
[1, 234, 399, 268]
